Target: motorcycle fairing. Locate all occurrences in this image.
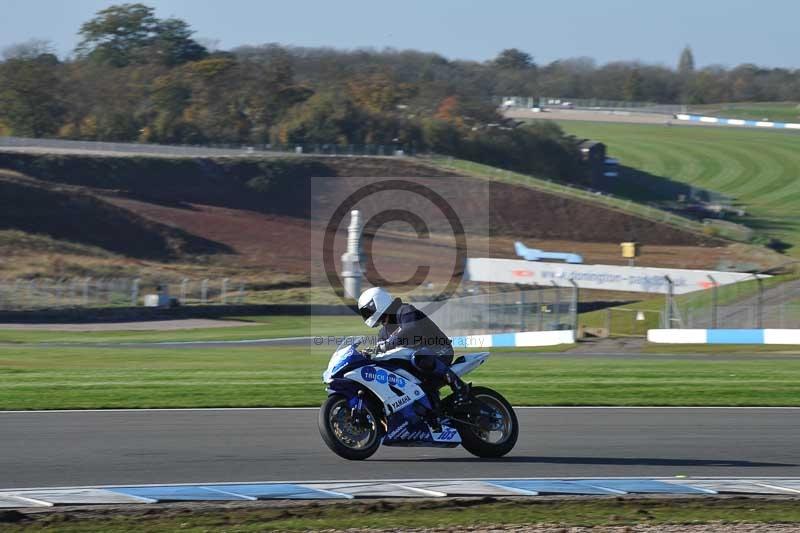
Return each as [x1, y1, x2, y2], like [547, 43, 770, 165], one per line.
[323, 343, 484, 448]
[382, 402, 461, 447]
[344, 365, 427, 414]
[450, 352, 490, 377]
[344, 365, 460, 447]
[322, 344, 369, 383]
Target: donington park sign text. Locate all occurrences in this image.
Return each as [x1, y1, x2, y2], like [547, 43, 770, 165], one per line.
[465, 258, 763, 294]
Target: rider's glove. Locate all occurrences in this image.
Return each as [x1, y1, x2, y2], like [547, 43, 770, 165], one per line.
[376, 340, 388, 354]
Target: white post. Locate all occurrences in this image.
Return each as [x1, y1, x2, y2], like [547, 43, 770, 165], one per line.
[341, 210, 363, 300]
[131, 278, 140, 306]
[201, 279, 209, 304]
[221, 278, 229, 304]
[83, 277, 91, 306]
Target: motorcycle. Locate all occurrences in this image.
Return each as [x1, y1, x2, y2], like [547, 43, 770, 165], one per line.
[318, 336, 518, 460]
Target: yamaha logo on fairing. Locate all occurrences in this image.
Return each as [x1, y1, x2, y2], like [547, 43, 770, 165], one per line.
[390, 395, 411, 410]
[361, 366, 376, 381]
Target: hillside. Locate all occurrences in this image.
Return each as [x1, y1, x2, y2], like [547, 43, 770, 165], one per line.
[0, 151, 781, 302]
[557, 121, 800, 255]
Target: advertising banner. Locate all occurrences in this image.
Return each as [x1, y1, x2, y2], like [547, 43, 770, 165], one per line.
[465, 258, 761, 294]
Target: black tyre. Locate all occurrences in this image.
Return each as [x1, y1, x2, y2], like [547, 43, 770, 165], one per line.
[318, 394, 383, 460]
[453, 386, 518, 458]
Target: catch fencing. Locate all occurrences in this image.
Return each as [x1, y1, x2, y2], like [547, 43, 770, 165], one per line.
[0, 277, 248, 310]
[3, 273, 797, 338]
[601, 277, 800, 336]
[410, 286, 579, 337]
[0, 278, 578, 336]
[678, 277, 800, 330]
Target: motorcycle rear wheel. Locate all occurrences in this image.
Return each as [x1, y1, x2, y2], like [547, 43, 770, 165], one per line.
[453, 386, 518, 458]
[318, 394, 382, 460]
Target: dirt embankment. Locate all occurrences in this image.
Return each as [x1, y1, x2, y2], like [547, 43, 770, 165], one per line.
[0, 171, 229, 259]
[0, 152, 736, 281]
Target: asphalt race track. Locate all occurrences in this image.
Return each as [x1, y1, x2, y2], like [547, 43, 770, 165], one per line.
[1, 408, 798, 490]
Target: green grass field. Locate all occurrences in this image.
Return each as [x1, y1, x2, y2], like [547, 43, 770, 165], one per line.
[2, 344, 799, 409]
[0, 315, 369, 344]
[558, 121, 800, 253]
[690, 101, 800, 122]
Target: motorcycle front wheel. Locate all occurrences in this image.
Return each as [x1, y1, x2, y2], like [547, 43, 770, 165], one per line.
[318, 394, 383, 460]
[453, 386, 518, 458]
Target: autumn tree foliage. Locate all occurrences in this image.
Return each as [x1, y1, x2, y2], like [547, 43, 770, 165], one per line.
[4, 6, 799, 182]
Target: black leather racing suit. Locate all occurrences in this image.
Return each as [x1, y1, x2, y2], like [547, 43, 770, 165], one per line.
[376, 298, 460, 399]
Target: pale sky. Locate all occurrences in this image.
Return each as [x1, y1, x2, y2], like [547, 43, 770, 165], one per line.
[1, 0, 796, 68]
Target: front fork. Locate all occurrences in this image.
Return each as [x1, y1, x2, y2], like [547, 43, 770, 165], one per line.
[339, 388, 386, 433]
[349, 390, 366, 424]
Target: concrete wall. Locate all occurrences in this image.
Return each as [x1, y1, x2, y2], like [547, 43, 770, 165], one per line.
[648, 329, 800, 344]
[451, 329, 575, 348]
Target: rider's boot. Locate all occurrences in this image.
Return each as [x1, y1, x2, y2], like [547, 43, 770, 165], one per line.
[416, 385, 442, 431]
[445, 370, 471, 415]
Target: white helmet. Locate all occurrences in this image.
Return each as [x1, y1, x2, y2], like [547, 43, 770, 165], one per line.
[358, 287, 393, 328]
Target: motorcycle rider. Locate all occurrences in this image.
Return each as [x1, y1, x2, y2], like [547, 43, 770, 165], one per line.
[357, 287, 470, 414]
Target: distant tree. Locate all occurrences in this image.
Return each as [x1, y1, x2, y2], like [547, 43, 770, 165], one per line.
[0, 55, 64, 136]
[434, 95, 461, 122]
[678, 46, 695, 75]
[76, 3, 159, 66]
[150, 18, 208, 66]
[422, 119, 461, 153]
[494, 48, 534, 70]
[76, 4, 206, 67]
[2, 39, 55, 60]
[347, 72, 415, 113]
[274, 91, 363, 144]
[677, 46, 696, 103]
[623, 68, 644, 101]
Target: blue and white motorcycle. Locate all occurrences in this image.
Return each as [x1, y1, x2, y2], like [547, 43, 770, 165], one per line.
[319, 337, 518, 460]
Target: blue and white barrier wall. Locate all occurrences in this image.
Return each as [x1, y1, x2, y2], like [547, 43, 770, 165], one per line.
[451, 329, 575, 348]
[675, 113, 800, 130]
[648, 329, 800, 344]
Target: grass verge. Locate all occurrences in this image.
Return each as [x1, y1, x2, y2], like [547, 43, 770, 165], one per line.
[2, 344, 800, 409]
[6, 497, 800, 531]
[0, 315, 370, 344]
[690, 101, 800, 122]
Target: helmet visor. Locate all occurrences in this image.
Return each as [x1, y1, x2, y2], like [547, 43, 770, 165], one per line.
[359, 300, 377, 322]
